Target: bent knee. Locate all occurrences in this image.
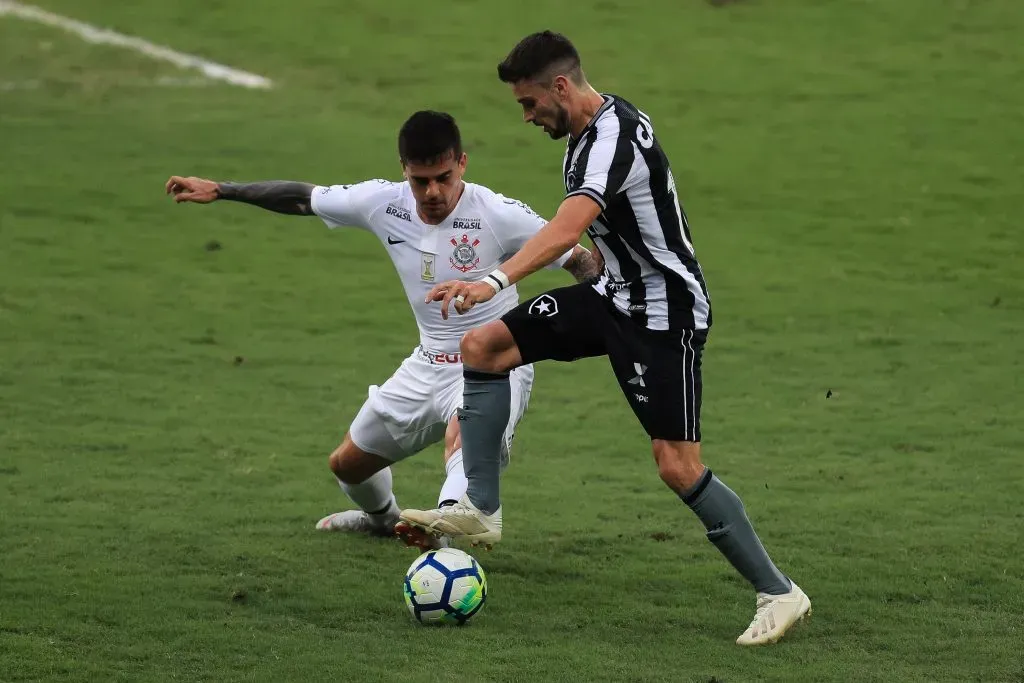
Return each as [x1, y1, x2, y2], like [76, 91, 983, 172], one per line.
[327, 449, 353, 481]
[329, 440, 374, 484]
[460, 323, 518, 372]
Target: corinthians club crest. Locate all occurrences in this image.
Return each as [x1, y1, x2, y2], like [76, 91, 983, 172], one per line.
[449, 234, 481, 273]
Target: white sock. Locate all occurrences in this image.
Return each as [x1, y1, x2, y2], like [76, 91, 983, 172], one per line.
[339, 467, 398, 524]
[437, 449, 468, 507]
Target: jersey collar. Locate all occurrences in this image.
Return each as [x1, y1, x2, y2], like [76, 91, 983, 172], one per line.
[568, 94, 615, 147]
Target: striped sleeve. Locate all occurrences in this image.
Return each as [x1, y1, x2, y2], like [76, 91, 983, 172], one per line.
[566, 115, 636, 211]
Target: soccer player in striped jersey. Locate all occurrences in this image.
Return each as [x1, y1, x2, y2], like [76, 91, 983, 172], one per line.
[400, 33, 811, 645]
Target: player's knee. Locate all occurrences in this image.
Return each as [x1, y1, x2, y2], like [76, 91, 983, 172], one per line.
[460, 323, 518, 373]
[652, 440, 704, 492]
[460, 327, 499, 371]
[328, 446, 367, 484]
[328, 450, 350, 481]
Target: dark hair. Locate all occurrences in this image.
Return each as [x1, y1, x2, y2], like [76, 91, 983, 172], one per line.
[398, 111, 462, 164]
[497, 31, 583, 85]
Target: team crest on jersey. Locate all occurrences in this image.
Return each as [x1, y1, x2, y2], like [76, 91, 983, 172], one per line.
[453, 217, 481, 230]
[566, 163, 580, 191]
[449, 234, 481, 273]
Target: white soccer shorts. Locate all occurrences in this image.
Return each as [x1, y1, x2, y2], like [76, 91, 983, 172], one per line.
[348, 347, 534, 465]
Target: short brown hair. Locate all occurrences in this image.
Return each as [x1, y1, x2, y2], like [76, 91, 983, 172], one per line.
[497, 31, 584, 85]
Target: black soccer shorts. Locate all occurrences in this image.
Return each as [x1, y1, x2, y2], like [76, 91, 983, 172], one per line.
[501, 282, 708, 442]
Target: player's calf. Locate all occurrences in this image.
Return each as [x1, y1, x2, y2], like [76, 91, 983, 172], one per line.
[318, 435, 400, 534]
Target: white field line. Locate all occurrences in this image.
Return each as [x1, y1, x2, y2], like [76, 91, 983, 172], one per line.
[0, 0, 273, 89]
[0, 77, 219, 90]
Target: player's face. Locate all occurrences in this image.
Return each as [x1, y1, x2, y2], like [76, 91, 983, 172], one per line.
[403, 151, 467, 223]
[511, 79, 571, 139]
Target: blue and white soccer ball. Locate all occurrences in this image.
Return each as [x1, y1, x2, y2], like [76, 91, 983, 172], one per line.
[403, 548, 487, 625]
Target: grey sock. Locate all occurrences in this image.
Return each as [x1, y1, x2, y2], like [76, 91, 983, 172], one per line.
[458, 367, 510, 515]
[682, 469, 791, 595]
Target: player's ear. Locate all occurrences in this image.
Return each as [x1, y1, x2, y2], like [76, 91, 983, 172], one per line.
[457, 153, 468, 173]
[551, 74, 571, 100]
[400, 160, 409, 180]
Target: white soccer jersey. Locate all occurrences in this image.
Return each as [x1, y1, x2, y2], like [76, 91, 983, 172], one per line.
[311, 180, 571, 353]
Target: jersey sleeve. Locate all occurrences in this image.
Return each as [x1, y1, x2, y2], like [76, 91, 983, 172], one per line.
[491, 195, 573, 269]
[309, 180, 395, 231]
[566, 117, 640, 211]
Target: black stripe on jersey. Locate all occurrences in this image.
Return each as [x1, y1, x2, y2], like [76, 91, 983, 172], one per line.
[565, 125, 601, 206]
[633, 137, 711, 330]
[602, 132, 636, 207]
[595, 217, 648, 327]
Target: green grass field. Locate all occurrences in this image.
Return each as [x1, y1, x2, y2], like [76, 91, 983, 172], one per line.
[2, 1, 1023, 681]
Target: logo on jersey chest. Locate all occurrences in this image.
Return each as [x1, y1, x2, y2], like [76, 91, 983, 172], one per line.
[566, 163, 581, 191]
[453, 217, 481, 230]
[386, 204, 412, 222]
[449, 234, 481, 273]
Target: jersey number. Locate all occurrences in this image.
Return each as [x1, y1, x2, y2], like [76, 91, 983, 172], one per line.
[636, 119, 654, 149]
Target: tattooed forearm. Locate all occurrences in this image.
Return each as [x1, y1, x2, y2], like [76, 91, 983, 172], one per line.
[562, 245, 604, 283]
[217, 181, 316, 215]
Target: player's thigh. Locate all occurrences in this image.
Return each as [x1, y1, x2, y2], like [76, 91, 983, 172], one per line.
[349, 354, 448, 462]
[605, 323, 708, 443]
[501, 282, 609, 364]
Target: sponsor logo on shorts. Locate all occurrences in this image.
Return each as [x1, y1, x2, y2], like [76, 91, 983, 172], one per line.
[627, 363, 648, 388]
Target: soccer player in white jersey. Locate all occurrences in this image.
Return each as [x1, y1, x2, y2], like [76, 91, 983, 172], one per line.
[165, 111, 600, 548]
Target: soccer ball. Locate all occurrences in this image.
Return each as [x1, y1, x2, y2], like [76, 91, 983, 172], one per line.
[403, 548, 487, 625]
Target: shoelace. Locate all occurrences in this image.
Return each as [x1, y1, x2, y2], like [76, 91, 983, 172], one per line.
[747, 595, 774, 630]
[439, 503, 472, 516]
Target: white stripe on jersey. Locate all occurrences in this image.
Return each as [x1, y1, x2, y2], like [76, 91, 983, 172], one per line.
[623, 180, 711, 328]
[576, 114, 621, 206]
[620, 237, 668, 330]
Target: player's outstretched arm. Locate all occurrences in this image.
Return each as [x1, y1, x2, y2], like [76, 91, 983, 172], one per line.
[165, 176, 315, 215]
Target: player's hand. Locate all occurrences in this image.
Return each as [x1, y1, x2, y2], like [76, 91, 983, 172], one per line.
[426, 280, 497, 320]
[165, 176, 220, 204]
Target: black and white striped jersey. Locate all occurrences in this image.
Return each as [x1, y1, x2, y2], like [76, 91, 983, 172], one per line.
[564, 95, 711, 332]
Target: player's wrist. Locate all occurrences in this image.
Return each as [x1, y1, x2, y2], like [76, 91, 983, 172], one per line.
[484, 269, 511, 294]
[215, 182, 235, 200]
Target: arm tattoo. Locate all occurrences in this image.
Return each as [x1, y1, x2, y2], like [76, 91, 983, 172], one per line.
[562, 246, 604, 283]
[217, 181, 316, 215]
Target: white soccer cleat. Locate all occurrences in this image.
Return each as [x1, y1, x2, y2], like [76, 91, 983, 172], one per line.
[735, 582, 812, 646]
[315, 510, 395, 536]
[398, 495, 502, 549]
